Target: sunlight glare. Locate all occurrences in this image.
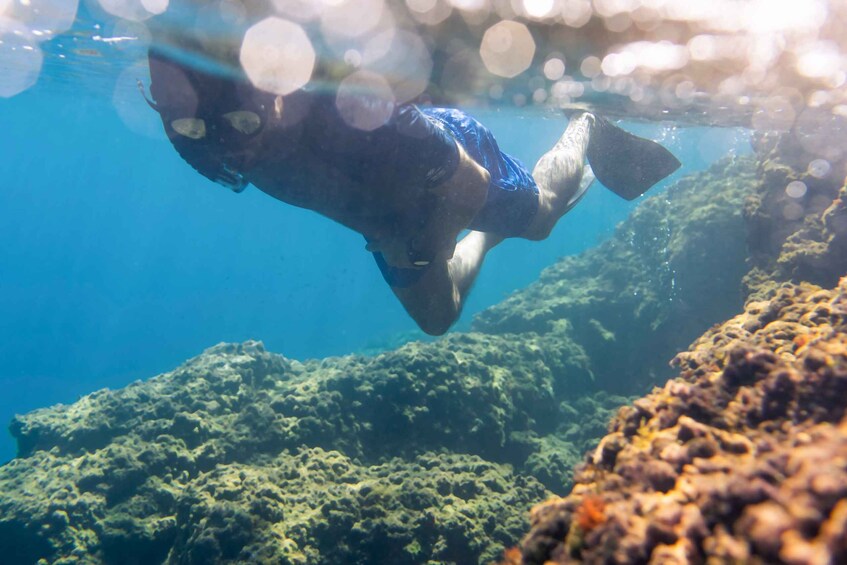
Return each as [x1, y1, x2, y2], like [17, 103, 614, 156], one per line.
[796, 42, 844, 80]
[97, 0, 157, 21]
[321, 0, 385, 39]
[363, 30, 431, 103]
[543, 57, 565, 81]
[560, 0, 591, 27]
[0, 0, 78, 36]
[140, 0, 168, 16]
[480, 20, 535, 79]
[523, 0, 554, 18]
[336, 70, 396, 131]
[0, 34, 42, 97]
[240, 17, 316, 95]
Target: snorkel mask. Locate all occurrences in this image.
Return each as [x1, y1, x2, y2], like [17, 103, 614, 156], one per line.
[143, 49, 274, 193]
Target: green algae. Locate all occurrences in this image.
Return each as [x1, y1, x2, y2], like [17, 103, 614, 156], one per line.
[744, 133, 847, 298]
[0, 338, 598, 564]
[475, 156, 758, 393]
[0, 154, 773, 564]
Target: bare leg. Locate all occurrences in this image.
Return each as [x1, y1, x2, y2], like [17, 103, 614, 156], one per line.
[522, 113, 595, 241]
[390, 230, 504, 335]
[369, 142, 490, 269]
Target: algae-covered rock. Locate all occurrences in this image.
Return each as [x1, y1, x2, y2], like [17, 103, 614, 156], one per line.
[475, 156, 757, 393]
[513, 280, 847, 564]
[0, 333, 605, 564]
[0, 440, 547, 564]
[492, 128, 847, 565]
[6, 149, 823, 564]
[744, 131, 847, 297]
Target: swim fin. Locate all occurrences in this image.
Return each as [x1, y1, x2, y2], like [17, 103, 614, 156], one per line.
[586, 116, 681, 201]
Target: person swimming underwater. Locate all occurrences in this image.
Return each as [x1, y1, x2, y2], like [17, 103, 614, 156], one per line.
[143, 49, 680, 335]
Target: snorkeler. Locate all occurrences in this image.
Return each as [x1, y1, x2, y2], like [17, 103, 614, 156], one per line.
[144, 49, 680, 335]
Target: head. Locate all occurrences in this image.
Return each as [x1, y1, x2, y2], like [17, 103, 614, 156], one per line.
[146, 49, 279, 192]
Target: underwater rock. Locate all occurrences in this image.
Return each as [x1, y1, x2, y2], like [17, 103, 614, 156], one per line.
[4, 150, 837, 564]
[510, 279, 847, 564]
[744, 131, 847, 297]
[475, 156, 757, 393]
[0, 333, 615, 564]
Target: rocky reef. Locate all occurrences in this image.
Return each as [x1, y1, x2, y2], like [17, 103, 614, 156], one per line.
[476, 156, 756, 393]
[5, 146, 837, 564]
[744, 131, 847, 298]
[504, 134, 847, 564]
[0, 332, 625, 564]
[515, 279, 847, 564]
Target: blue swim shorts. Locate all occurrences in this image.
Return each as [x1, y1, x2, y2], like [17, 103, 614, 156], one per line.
[421, 108, 539, 237]
[373, 106, 539, 287]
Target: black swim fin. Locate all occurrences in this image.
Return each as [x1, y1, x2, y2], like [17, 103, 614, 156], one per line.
[586, 116, 681, 201]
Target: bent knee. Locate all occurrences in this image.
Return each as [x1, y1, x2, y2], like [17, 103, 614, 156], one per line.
[416, 315, 455, 336]
[412, 305, 460, 336]
[521, 202, 555, 241]
[521, 222, 552, 241]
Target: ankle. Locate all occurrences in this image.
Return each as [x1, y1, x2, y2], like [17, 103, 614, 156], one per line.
[568, 112, 595, 137]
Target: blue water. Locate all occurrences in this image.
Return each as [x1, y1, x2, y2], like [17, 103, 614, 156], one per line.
[0, 65, 749, 462]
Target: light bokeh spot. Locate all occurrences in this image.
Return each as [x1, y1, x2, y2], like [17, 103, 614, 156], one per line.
[240, 17, 316, 95]
[796, 42, 842, 80]
[321, 0, 385, 39]
[271, 0, 325, 22]
[112, 60, 165, 139]
[97, 0, 156, 21]
[449, 0, 486, 11]
[524, 0, 554, 18]
[807, 159, 831, 179]
[580, 55, 601, 78]
[140, 0, 168, 16]
[785, 181, 807, 199]
[0, 35, 42, 97]
[782, 202, 805, 221]
[480, 20, 535, 79]
[15, 0, 78, 35]
[543, 57, 565, 80]
[336, 70, 395, 131]
[363, 30, 431, 103]
[561, 0, 591, 27]
[406, 0, 436, 12]
[406, 0, 451, 24]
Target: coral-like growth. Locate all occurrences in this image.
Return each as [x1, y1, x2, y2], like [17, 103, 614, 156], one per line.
[573, 495, 606, 534]
[499, 546, 523, 565]
[515, 279, 847, 564]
